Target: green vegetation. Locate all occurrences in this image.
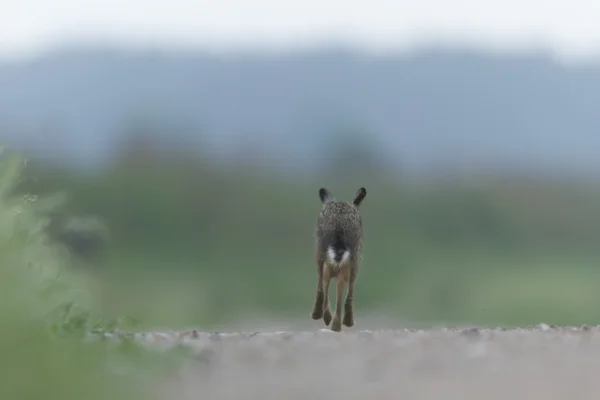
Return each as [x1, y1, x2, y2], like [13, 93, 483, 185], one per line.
[17, 138, 600, 329]
[0, 148, 165, 400]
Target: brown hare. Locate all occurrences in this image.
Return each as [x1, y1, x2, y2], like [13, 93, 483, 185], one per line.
[311, 187, 367, 332]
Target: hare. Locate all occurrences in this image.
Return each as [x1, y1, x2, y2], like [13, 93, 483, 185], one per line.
[311, 187, 367, 332]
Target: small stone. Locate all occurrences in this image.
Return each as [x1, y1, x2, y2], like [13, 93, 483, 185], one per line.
[537, 323, 551, 331]
[318, 328, 335, 333]
[461, 327, 481, 339]
[178, 329, 201, 340]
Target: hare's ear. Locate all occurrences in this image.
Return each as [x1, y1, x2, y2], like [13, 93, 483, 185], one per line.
[353, 187, 367, 207]
[319, 188, 333, 204]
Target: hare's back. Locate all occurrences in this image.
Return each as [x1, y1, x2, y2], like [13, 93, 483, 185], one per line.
[319, 202, 362, 234]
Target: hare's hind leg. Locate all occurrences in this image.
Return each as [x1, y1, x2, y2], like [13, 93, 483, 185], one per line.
[311, 263, 325, 320]
[322, 266, 333, 326]
[331, 274, 346, 332]
[343, 264, 357, 327]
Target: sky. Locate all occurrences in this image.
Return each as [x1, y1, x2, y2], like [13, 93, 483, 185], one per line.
[3, 0, 600, 62]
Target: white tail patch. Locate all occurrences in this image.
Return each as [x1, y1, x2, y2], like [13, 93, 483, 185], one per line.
[327, 246, 351, 265]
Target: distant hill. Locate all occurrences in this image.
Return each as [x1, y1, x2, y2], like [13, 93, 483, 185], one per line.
[1, 47, 600, 178]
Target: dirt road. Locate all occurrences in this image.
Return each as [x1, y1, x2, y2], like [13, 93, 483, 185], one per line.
[105, 322, 600, 400]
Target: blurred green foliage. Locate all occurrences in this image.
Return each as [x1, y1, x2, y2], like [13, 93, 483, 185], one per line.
[16, 136, 600, 329]
[0, 148, 163, 400]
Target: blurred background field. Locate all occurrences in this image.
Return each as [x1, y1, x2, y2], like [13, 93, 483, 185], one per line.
[5, 0, 600, 336]
[9, 85, 600, 331]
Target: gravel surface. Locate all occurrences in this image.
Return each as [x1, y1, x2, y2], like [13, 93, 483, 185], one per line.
[95, 323, 600, 400]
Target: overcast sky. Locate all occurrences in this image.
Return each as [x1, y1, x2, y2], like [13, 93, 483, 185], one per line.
[3, 0, 600, 62]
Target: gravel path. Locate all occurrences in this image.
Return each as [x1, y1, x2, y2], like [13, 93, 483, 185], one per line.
[96, 323, 600, 400]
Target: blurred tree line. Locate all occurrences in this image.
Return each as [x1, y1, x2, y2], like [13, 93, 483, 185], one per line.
[11, 125, 600, 326]
[18, 129, 600, 267]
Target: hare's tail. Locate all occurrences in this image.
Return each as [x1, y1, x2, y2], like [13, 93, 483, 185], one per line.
[326, 242, 350, 265]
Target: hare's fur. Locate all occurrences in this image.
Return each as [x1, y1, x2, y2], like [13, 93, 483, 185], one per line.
[311, 187, 367, 332]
